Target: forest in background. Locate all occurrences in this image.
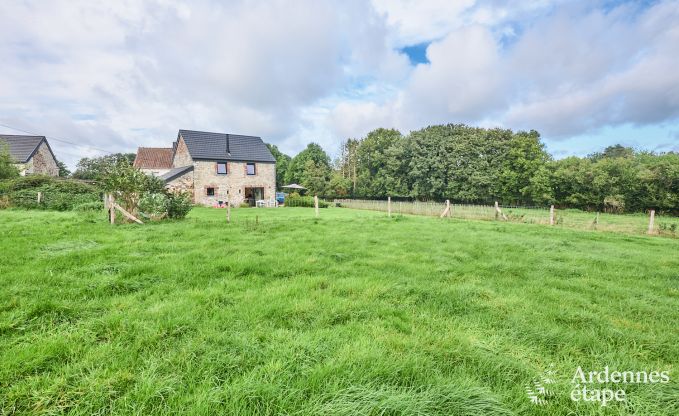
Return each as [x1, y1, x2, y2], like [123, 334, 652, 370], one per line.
[268, 124, 679, 214]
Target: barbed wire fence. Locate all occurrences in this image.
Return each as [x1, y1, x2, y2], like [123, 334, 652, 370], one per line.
[332, 198, 679, 237]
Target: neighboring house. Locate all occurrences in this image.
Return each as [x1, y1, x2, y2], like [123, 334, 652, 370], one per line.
[0, 134, 59, 176]
[133, 147, 174, 176]
[161, 129, 276, 206]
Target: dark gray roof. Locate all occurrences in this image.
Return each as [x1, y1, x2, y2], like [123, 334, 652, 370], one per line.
[178, 129, 275, 163]
[0, 134, 54, 163]
[160, 165, 194, 183]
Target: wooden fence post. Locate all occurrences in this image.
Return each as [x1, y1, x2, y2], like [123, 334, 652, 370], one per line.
[387, 196, 391, 217]
[227, 198, 231, 224]
[440, 200, 450, 218]
[549, 205, 555, 226]
[37, 192, 42, 204]
[494, 201, 507, 221]
[314, 195, 319, 218]
[647, 209, 655, 235]
[109, 194, 116, 224]
[112, 202, 144, 224]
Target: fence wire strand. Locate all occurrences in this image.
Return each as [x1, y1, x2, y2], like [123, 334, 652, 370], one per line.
[333, 199, 679, 237]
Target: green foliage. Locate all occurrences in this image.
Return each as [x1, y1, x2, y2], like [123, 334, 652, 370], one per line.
[266, 143, 291, 189]
[56, 160, 71, 177]
[101, 159, 164, 216]
[139, 193, 169, 218]
[0, 176, 101, 211]
[0, 143, 20, 179]
[71, 153, 135, 180]
[330, 124, 678, 213]
[355, 128, 409, 197]
[550, 151, 679, 213]
[328, 171, 352, 198]
[286, 195, 329, 208]
[166, 191, 193, 219]
[285, 143, 331, 193]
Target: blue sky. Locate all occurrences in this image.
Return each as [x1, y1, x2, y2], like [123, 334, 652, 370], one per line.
[0, 0, 678, 168]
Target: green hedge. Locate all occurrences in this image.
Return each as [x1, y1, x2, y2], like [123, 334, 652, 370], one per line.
[0, 176, 102, 211]
[285, 195, 329, 208]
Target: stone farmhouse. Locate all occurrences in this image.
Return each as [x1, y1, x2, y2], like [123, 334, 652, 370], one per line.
[149, 129, 276, 207]
[0, 134, 59, 176]
[133, 147, 174, 177]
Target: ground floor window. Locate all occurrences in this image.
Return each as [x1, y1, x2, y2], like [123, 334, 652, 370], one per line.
[206, 187, 215, 196]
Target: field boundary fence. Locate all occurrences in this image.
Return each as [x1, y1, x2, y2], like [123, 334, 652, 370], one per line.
[333, 198, 679, 238]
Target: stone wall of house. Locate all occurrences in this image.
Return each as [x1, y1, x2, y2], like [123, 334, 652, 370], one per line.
[166, 170, 194, 194]
[172, 137, 192, 167]
[22, 142, 59, 176]
[192, 160, 276, 206]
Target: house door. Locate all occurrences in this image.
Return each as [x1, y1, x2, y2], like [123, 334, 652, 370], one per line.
[244, 187, 264, 206]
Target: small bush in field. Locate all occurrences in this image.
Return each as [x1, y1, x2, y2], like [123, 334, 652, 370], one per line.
[166, 192, 193, 219]
[139, 193, 169, 219]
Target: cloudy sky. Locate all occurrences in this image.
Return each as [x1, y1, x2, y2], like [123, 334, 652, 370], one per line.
[1, 0, 678, 168]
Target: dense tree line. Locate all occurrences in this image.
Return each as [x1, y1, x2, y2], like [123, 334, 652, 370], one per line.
[276, 124, 679, 214]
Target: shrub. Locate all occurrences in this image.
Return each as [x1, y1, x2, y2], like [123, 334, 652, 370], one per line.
[239, 202, 251, 208]
[45, 192, 100, 211]
[166, 192, 193, 219]
[101, 160, 164, 216]
[0, 176, 102, 211]
[139, 193, 169, 219]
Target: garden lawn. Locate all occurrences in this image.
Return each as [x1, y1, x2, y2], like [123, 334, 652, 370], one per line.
[0, 207, 677, 415]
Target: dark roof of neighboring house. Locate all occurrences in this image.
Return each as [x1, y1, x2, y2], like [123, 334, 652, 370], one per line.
[178, 129, 276, 163]
[0, 134, 56, 163]
[133, 147, 174, 169]
[160, 165, 194, 183]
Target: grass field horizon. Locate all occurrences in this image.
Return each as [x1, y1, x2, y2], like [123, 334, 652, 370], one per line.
[1, 207, 677, 415]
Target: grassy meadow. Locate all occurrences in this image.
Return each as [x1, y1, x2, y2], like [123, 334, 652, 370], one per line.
[0, 207, 678, 415]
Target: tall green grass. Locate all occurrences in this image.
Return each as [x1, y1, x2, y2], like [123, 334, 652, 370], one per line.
[0, 207, 677, 415]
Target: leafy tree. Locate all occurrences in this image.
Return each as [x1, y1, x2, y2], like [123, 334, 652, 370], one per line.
[498, 130, 553, 204]
[72, 153, 135, 180]
[408, 124, 509, 201]
[300, 159, 330, 195]
[354, 128, 409, 197]
[266, 143, 291, 189]
[0, 144, 20, 179]
[328, 171, 351, 197]
[285, 143, 331, 192]
[56, 160, 71, 177]
[101, 159, 164, 217]
[588, 144, 635, 161]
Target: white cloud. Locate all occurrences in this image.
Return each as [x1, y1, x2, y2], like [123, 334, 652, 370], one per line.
[1, 0, 678, 168]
